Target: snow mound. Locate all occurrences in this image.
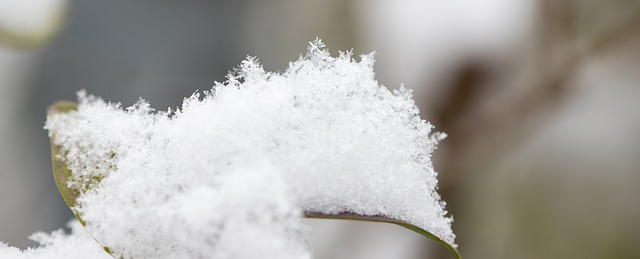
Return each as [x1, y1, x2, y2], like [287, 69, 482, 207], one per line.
[42, 39, 455, 258]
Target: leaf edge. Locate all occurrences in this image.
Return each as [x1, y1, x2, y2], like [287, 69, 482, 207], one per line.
[304, 212, 461, 259]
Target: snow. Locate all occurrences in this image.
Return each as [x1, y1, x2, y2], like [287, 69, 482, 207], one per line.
[0, 220, 111, 259]
[31, 39, 454, 258]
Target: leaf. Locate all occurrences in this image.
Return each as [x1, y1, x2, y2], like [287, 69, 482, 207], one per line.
[48, 101, 113, 255]
[304, 212, 461, 259]
[47, 101, 461, 259]
[48, 101, 83, 222]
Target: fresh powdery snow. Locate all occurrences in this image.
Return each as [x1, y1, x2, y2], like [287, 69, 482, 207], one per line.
[5, 39, 456, 258]
[0, 220, 111, 259]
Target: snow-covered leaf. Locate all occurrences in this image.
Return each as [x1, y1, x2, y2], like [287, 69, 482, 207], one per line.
[45, 39, 459, 258]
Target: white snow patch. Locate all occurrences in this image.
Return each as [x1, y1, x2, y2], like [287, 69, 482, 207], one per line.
[0, 220, 111, 259]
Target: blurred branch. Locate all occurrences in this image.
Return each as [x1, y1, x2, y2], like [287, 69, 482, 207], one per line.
[435, 0, 640, 191]
[587, 4, 640, 53]
[431, 3, 640, 257]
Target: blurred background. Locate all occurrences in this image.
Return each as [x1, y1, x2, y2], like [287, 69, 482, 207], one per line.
[1, 0, 639, 258]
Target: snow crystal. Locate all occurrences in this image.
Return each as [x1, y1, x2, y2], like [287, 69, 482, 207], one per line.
[43, 39, 455, 258]
[0, 220, 111, 259]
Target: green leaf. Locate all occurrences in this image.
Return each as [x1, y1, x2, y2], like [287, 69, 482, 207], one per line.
[47, 101, 461, 259]
[48, 101, 83, 223]
[48, 101, 113, 255]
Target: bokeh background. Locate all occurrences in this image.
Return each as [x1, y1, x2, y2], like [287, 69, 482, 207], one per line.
[1, 0, 639, 258]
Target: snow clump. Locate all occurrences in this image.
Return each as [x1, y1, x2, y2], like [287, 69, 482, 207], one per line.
[37, 39, 455, 258]
[0, 220, 110, 259]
